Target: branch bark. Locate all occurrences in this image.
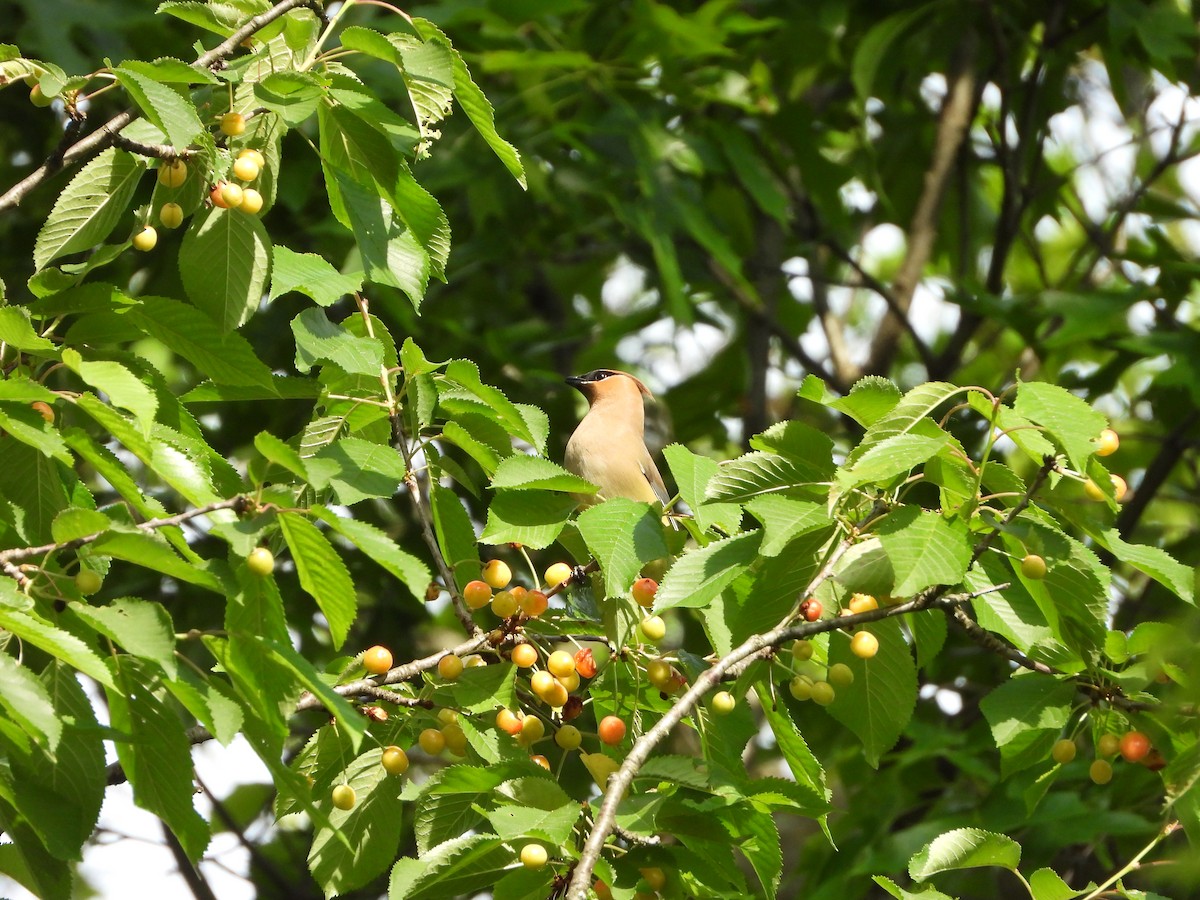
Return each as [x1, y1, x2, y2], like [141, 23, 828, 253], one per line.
[0, 0, 319, 213]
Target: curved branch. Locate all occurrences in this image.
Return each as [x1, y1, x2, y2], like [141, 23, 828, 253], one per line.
[0, 0, 320, 213]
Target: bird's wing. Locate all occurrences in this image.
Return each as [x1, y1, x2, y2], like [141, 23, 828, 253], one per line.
[639, 451, 672, 507]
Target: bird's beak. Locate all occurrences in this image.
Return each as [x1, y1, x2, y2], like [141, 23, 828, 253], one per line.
[565, 375, 585, 388]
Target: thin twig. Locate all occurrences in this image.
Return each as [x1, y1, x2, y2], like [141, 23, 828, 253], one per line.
[0, 0, 319, 212]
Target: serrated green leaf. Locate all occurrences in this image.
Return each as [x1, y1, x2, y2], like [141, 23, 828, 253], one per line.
[34, 148, 144, 270]
[49, 508, 112, 544]
[0, 609, 115, 689]
[69, 598, 177, 678]
[705, 451, 824, 503]
[909, 828, 1021, 880]
[0, 307, 58, 353]
[837, 432, 951, 492]
[1028, 867, 1084, 900]
[0, 651, 61, 750]
[1093, 528, 1193, 606]
[979, 675, 1075, 778]
[489, 455, 596, 493]
[576, 498, 670, 598]
[663, 443, 742, 535]
[291, 307, 384, 376]
[311, 506, 431, 604]
[657, 531, 762, 611]
[480, 490, 576, 550]
[113, 66, 203, 149]
[179, 206, 271, 333]
[126, 296, 275, 387]
[278, 512, 357, 648]
[829, 376, 902, 426]
[1014, 380, 1106, 473]
[845, 382, 965, 468]
[755, 686, 830, 811]
[106, 662, 210, 860]
[444, 360, 534, 445]
[269, 245, 363, 305]
[89, 530, 223, 593]
[745, 495, 828, 556]
[307, 436, 405, 504]
[62, 349, 157, 434]
[0, 406, 72, 463]
[876, 507, 972, 596]
[431, 483, 478, 591]
[826, 620, 917, 767]
[253, 430, 308, 481]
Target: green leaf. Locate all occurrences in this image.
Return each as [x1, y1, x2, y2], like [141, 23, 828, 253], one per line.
[0, 376, 57, 402]
[826, 620, 917, 767]
[61, 349, 157, 434]
[480, 490, 576, 550]
[1028, 867, 1084, 900]
[485, 778, 579, 843]
[1014, 380, 1107, 473]
[253, 71, 325, 126]
[836, 432, 951, 493]
[756, 685, 830, 812]
[291, 307, 383, 376]
[576, 498, 670, 598]
[396, 834, 515, 900]
[705, 451, 823, 503]
[34, 148, 144, 270]
[0, 608, 115, 690]
[725, 803, 782, 899]
[746, 495, 828, 556]
[307, 436, 406, 504]
[0, 651, 61, 750]
[307, 748, 408, 896]
[126, 296, 275, 387]
[253, 430, 309, 481]
[113, 66, 203, 149]
[982, 674, 1076, 778]
[873, 876, 956, 900]
[909, 828, 1021, 881]
[178, 206, 271, 333]
[663, 443, 742, 534]
[875, 507, 972, 596]
[312, 506, 431, 604]
[828, 376, 902, 426]
[431, 483, 478, 591]
[0, 441, 70, 543]
[444, 360, 535, 445]
[0, 307, 58, 353]
[0, 405, 72, 463]
[90, 530, 224, 593]
[107, 662, 210, 861]
[852, 4, 940, 99]
[657, 531, 762, 611]
[70, 598, 177, 678]
[269, 245, 363, 305]
[50, 507, 112, 544]
[278, 512, 357, 649]
[414, 19, 526, 186]
[845, 382, 965, 468]
[1092, 528, 1193, 606]
[489, 456, 596, 493]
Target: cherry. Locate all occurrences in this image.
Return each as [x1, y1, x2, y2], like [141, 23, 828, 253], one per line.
[220, 112, 246, 136]
[531, 754, 550, 770]
[646, 659, 673, 690]
[1051, 739, 1076, 764]
[75, 569, 103, 595]
[418, 728, 446, 755]
[238, 148, 265, 168]
[232, 155, 260, 181]
[496, 708, 523, 736]
[598, 715, 626, 745]
[331, 784, 356, 810]
[547, 650, 576, 678]
[30, 401, 54, 424]
[1096, 428, 1119, 457]
[520, 589, 548, 617]
[712, 691, 736, 715]
[1118, 730, 1151, 763]
[574, 648, 597, 678]
[811, 681, 835, 705]
[850, 631, 879, 659]
[481, 559, 511, 589]
[381, 745, 409, 775]
[638, 615, 666, 642]
[247, 547, 274, 576]
[554, 724, 582, 750]
[828, 663, 854, 688]
[800, 598, 822, 621]
[491, 590, 518, 618]
[442, 723, 468, 755]
[463, 580, 492, 609]
[1021, 554, 1047, 580]
[239, 188, 263, 215]
[1097, 733, 1121, 757]
[631, 577, 658, 608]
[437, 654, 464, 680]
[157, 159, 187, 188]
[544, 562, 572, 587]
[1089, 759, 1113, 784]
[847, 593, 878, 614]
[159, 202, 184, 229]
[789, 675, 814, 701]
[791, 640, 814, 661]
[132, 226, 158, 252]
[362, 645, 393, 675]
[520, 844, 548, 869]
[511, 643, 538, 668]
[518, 716, 545, 746]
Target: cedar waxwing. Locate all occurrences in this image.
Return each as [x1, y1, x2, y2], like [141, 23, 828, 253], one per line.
[564, 369, 673, 514]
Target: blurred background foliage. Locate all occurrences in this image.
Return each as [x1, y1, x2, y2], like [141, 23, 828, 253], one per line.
[2, 0, 1198, 896]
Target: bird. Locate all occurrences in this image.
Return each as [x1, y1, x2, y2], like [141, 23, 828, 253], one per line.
[563, 369, 674, 516]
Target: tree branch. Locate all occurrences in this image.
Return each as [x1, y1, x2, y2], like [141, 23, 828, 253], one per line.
[0, 0, 320, 213]
[864, 42, 977, 376]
